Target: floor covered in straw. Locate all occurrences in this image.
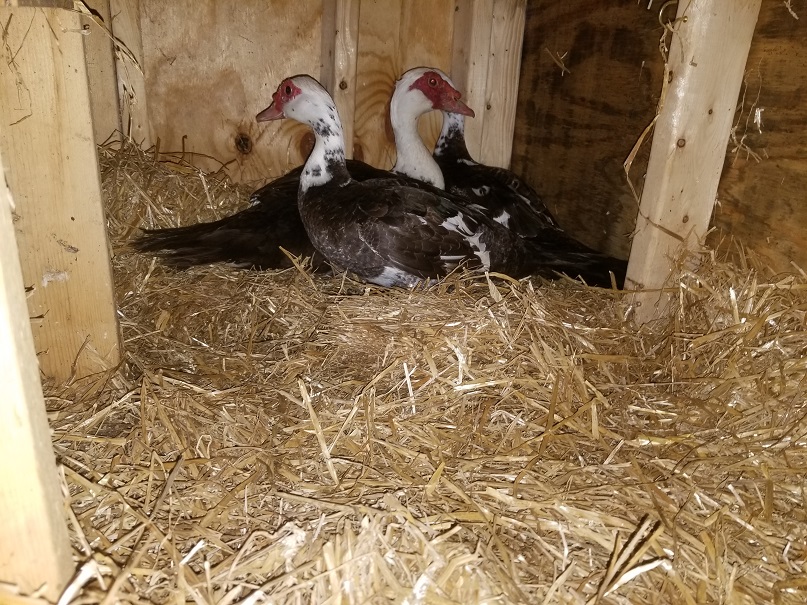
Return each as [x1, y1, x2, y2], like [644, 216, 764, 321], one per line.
[46, 142, 807, 604]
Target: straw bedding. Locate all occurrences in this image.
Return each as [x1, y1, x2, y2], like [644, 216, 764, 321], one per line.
[46, 141, 807, 604]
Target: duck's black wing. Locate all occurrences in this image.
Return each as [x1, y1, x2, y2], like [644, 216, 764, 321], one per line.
[131, 168, 325, 269]
[131, 161, 395, 271]
[436, 155, 558, 238]
[299, 176, 483, 286]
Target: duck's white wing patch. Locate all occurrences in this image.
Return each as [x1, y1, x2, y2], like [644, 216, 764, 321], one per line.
[494, 210, 511, 227]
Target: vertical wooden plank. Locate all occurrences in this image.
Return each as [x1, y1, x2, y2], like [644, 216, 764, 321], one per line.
[0, 7, 121, 380]
[109, 0, 151, 146]
[450, 0, 526, 168]
[450, 0, 493, 160]
[83, 0, 122, 143]
[478, 0, 525, 168]
[398, 0, 455, 155]
[320, 0, 360, 159]
[0, 140, 72, 601]
[626, 0, 762, 323]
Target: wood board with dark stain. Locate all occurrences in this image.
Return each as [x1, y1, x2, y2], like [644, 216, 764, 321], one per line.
[711, 1, 807, 273]
[510, 2, 665, 260]
[512, 1, 806, 272]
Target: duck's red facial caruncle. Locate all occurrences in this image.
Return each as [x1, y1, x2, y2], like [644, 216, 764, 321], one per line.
[410, 70, 475, 117]
[256, 78, 303, 122]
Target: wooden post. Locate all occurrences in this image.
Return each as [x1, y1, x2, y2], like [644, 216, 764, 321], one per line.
[451, 0, 526, 168]
[0, 142, 73, 601]
[0, 6, 121, 380]
[83, 0, 123, 143]
[320, 0, 360, 159]
[109, 0, 151, 146]
[625, 0, 762, 323]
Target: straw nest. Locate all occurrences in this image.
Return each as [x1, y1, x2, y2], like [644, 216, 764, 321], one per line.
[45, 141, 807, 605]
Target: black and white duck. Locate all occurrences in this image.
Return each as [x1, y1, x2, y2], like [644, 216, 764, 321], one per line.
[433, 97, 627, 287]
[255, 74, 540, 287]
[131, 67, 474, 271]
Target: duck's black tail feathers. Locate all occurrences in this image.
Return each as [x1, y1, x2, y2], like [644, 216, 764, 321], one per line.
[131, 167, 328, 271]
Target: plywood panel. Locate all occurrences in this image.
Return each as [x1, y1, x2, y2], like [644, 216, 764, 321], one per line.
[0, 7, 121, 380]
[353, 0, 454, 169]
[510, 2, 665, 258]
[711, 2, 807, 272]
[398, 0, 455, 159]
[139, 0, 322, 182]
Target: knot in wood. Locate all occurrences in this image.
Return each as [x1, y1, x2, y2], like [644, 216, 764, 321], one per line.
[235, 133, 253, 154]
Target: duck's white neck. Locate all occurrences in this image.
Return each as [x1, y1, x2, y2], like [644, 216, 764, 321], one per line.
[299, 100, 349, 194]
[390, 96, 445, 190]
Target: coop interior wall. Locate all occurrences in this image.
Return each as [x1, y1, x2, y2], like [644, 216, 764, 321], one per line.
[81, 1, 806, 272]
[510, 1, 806, 273]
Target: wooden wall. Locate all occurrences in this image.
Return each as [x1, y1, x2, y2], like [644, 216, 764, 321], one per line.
[139, 0, 324, 182]
[511, 1, 806, 272]
[84, 0, 529, 185]
[84, 0, 461, 183]
[710, 1, 807, 272]
[510, 3, 665, 260]
[353, 0, 455, 168]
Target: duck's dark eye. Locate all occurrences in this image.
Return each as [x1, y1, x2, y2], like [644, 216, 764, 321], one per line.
[284, 85, 292, 96]
[428, 77, 438, 87]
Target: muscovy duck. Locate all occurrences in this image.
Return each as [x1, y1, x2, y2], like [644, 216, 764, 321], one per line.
[131, 68, 473, 270]
[256, 74, 540, 287]
[433, 102, 628, 287]
[434, 110, 557, 236]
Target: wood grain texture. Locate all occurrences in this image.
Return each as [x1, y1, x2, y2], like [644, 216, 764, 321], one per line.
[353, 0, 454, 169]
[110, 0, 151, 146]
[510, 2, 666, 258]
[451, 0, 526, 168]
[0, 46, 73, 605]
[451, 0, 493, 160]
[83, 0, 121, 143]
[320, 0, 360, 159]
[0, 7, 121, 380]
[480, 0, 525, 168]
[138, 0, 322, 182]
[711, 2, 807, 273]
[627, 0, 761, 322]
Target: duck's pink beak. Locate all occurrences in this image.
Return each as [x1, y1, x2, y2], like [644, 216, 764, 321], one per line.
[256, 100, 284, 122]
[440, 95, 475, 118]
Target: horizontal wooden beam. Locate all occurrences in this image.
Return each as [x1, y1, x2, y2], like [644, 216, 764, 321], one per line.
[626, 0, 762, 323]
